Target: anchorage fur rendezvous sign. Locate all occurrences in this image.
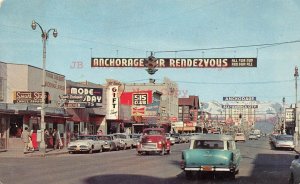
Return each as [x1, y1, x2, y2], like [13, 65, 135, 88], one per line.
[91, 58, 257, 68]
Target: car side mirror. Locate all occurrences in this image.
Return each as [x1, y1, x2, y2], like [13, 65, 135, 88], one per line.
[295, 155, 299, 159]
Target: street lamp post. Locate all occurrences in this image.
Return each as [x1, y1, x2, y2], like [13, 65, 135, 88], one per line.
[31, 20, 57, 155]
[283, 97, 286, 134]
[295, 66, 299, 146]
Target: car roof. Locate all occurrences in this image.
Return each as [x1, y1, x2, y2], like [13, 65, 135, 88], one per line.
[190, 134, 234, 141]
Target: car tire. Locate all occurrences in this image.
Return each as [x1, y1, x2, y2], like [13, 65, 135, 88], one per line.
[185, 171, 193, 180]
[167, 149, 171, 155]
[289, 173, 294, 184]
[228, 172, 236, 180]
[69, 151, 73, 154]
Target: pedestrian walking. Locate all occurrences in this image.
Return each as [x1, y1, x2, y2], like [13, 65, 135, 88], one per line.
[21, 127, 31, 153]
[53, 129, 62, 150]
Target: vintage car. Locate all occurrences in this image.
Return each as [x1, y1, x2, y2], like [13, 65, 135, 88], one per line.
[129, 133, 142, 147]
[235, 132, 246, 142]
[181, 134, 241, 179]
[113, 133, 135, 149]
[67, 135, 105, 154]
[97, 135, 121, 151]
[273, 134, 294, 150]
[289, 155, 300, 184]
[249, 133, 258, 140]
[165, 133, 176, 145]
[136, 128, 171, 156]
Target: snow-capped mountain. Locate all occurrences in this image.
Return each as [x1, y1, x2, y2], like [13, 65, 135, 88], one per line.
[201, 101, 283, 116]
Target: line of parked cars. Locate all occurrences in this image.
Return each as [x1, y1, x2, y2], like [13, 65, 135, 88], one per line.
[67, 133, 142, 154]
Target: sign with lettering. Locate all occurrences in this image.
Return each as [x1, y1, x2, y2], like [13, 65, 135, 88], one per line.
[133, 93, 148, 105]
[13, 91, 50, 104]
[107, 86, 119, 119]
[222, 105, 258, 109]
[70, 87, 102, 107]
[91, 58, 257, 68]
[223, 96, 256, 101]
[285, 108, 295, 122]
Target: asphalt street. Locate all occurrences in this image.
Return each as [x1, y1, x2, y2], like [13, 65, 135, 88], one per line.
[0, 137, 297, 184]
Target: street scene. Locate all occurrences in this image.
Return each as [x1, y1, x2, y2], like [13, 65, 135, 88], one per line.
[1, 1, 300, 184]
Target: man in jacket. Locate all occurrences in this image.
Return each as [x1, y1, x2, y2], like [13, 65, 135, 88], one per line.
[21, 127, 31, 153]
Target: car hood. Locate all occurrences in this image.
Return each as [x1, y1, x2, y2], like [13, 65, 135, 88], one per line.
[69, 140, 93, 146]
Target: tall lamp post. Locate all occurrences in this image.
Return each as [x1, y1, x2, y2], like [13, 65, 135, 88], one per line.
[31, 20, 57, 155]
[295, 66, 299, 146]
[283, 97, 286, 134]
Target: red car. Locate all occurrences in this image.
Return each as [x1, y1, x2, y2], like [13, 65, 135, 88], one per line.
[136, 128, 171, 156]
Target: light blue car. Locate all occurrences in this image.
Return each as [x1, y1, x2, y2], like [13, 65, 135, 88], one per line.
[181, 134, 241, 179]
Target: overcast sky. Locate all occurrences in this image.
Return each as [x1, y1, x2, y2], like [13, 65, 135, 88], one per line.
[0, 0, 300, 104]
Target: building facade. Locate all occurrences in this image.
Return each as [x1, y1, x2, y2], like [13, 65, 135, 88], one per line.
[0, 62, 68, 150]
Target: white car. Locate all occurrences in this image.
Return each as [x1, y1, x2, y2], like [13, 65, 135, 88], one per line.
[289, 155, 300, 184]
[235, 133, 246, 142]
[113, 133, 135, 149]
[273, 134, 294, 150]
[67, 135, 105, 154]
[165, 133, 176, 145]
[249, 133, 258, 140]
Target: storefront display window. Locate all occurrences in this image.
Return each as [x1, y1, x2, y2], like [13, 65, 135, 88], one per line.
[9, 116, 23, 138]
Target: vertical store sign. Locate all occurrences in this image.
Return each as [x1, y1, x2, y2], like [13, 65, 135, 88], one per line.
[107, 85, 119, 119]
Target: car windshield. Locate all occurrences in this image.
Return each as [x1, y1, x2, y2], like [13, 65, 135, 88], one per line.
[98, 136, 112, 141]
[78, 136, 95, 140]
[144, 130, 163, 135]
[277, 136, 293, 141]
[193, 140, 224, 149]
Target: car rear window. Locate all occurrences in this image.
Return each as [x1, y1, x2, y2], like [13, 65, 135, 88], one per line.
[193, 140, 224, 149]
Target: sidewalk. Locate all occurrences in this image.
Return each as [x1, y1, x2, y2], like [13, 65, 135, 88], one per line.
[0, 148, 68, 158]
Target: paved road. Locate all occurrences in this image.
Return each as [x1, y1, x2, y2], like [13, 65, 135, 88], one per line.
[0, 137, 296, 184]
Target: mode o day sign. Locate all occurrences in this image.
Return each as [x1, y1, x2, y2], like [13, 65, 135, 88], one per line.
[91, 58, 257, 68]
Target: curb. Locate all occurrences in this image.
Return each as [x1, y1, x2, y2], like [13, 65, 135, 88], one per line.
[26, 150, 69, 157]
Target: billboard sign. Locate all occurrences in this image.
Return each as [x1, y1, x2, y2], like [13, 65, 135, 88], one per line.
[285, 108, 295, 122]
[131, 106, 146, 116]
[107, 85, 119, 119]
[222, 105, 258, 109]
[91, 58, 257, 68]
[223, 96, 256, 101]
[70, 87, 103, 107]
[13, 91, 50, 104]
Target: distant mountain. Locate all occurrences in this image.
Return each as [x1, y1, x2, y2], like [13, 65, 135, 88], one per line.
[201, 101, 283, 122]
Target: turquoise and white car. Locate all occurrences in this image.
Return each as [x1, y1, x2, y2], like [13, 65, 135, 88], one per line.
[181, 134, 241, 179]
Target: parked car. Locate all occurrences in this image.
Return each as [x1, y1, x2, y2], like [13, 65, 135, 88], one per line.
[269, 133, 279, 144]
[67, 135, 105, 154]
[289, 155, 300, 184]
[129, 133, 142, 147]
[165, 133, 176, 145]
[273, 134, 294, 150]
[181, 134, 241, 179]
[235, 133, 246, 142]
[249, 133, 258, 140]
[171, 133, 182, 143]
[137, 128, 171, 156]
[113, 133, 135, 149]
[97, 135, 120, 151]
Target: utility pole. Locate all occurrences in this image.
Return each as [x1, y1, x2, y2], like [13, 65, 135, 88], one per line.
[294, 66, 299, 146]
[283, 97, 286, 134]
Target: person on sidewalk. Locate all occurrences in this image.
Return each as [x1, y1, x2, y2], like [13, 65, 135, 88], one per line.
[53, 129, 62, 150]
[21, 127, 31, 154]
